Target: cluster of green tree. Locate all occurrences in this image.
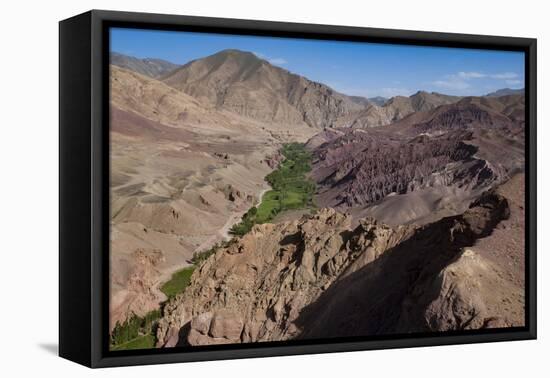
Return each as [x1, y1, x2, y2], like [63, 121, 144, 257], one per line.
[110, 309, 161, 348]
[228, 206, 258, 236]
[229, 143, 315, 236]
[191, 239, 231, 266]
[159, 240, 236, 303]
[110, 334, 156, 351]
[160, 267, 196, 299]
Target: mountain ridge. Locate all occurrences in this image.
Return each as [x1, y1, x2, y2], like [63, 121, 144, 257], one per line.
[112, 50, 524, 130]
[156, 187, 524, 346]
[161, 49, 366, 129]
[486, 88, 524, 97]
[111, 52, 180, 78]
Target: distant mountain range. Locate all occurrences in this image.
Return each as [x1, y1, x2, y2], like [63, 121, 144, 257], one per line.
[486, 88, 524, 97]
[332, 90, 463, 128]
[110, 52, 180, 79]
[111, 49, 524, 130]
[159, 49, 470, 128]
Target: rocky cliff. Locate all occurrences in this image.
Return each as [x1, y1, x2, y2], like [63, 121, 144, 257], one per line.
[156, 188, 523, 347]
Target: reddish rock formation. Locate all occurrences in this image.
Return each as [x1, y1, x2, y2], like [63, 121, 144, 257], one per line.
[310, 99, 524, 223]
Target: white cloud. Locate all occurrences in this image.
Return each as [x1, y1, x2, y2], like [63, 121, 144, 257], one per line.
[432, 78, 471, 91]
[432, 70, 521, 93]
[490, 72, 518, 80]
[456, 71, 519, 80]
[325, 84, 412, 98]
[268, 57, 288, 65]
[380, 87, 414, 97]
[253, 52, 287, 65]
[505, 79, 523, 87]
[458, 71, 486, 79]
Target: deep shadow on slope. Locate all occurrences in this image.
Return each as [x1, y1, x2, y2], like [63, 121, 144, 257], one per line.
[295, 192, 510, 339]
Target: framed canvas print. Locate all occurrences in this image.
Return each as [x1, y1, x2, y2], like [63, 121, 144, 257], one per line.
[59, 10, 537, 368]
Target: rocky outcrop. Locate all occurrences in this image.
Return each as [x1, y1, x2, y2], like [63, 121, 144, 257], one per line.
[156, 208, 411, 346]
[298, 192, 521, 338]
[156, 190, 523, 347]
[218, 184, 248, 203]
[110, 248, 165, 329]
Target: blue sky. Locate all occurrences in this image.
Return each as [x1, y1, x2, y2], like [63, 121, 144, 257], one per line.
[111, 27, 525, 98]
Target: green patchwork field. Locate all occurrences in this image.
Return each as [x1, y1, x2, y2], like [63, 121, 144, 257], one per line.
[230, 143, 316, 236]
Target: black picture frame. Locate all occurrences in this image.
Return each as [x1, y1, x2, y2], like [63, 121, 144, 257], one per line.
[59, 9, 537, 368]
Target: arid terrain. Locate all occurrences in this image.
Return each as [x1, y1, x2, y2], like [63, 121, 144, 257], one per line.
[109, 58, 316, 329]
[109, 48, 526, 350]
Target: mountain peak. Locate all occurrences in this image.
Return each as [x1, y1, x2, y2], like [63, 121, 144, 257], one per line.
[188, 49, 265, 74]
[411, 90, 448, 98]
[208, 49, 261, 62]
[161, 49, 365, 128]
[217, 48, 255, 55]
[412, 90, 429, 96]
